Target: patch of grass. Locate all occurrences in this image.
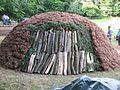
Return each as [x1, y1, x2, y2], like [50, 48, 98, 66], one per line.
[0, 67, 120, 90]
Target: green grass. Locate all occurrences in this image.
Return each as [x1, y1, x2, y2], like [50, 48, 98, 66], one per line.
[0, 67, 120, 90]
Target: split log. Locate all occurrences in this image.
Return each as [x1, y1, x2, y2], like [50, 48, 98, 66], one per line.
[71, 31, 75, 52]
[64, 31, 68, 52]
[45, 54, 56, 74]
[34, 53, 45, 73]
[67, 31, 71, 52]
[54, 31, 59, 53]
[76, 30, 81, 50]
[40, 53, 50, 74]
[63, 52, 67, 75]
[61, 29, 65, 51]
[27, 54, 36, 73]
[71, 52, 76, 74]
[83, 53, 87, 72]
[67, 52, 72, 75]
[52, 31, 55, 53]
[57, 52, 63, 75]
[53, 53, 59, 75]
[38, 53, 49, 73]
[59, 30, 63, 52]
[46, 31, 51, 53]
[49, 54, 56, 74]
[36, 31, 44, 59]
[44, 54, 54, 74]
[43, 31, 49, 52]
[33, 30, 40, 48]
[74, 51, 79, 74]
[79, 50, 85, 73]
[49, 31, 54, 54]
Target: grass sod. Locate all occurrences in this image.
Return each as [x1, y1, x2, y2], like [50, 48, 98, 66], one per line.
[0, 67, 120, 90]
[0, 17, 120, 89]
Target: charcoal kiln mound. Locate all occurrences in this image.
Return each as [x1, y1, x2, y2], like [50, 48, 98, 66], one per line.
[0, 12, 120, 75]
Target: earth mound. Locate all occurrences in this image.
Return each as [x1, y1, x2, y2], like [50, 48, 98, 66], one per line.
[0, 12, 120, 75]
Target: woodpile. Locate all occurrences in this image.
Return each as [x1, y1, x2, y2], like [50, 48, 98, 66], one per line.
[0, 12, 120, 75]
[20, 22, 95, 75]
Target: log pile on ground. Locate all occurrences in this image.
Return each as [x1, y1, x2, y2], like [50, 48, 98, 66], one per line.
[0, 12, 120, 75]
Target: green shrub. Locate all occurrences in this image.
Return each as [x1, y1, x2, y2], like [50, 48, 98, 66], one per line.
[82, 4, 102, 19]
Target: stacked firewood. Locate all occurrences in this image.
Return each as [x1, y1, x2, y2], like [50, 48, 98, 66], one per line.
[20, 23, 95, 75]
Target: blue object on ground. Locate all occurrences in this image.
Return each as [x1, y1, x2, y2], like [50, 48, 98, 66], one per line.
[53, 75, 120, 90]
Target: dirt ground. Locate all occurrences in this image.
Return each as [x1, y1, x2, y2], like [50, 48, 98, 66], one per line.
[0, 26, 14, 36]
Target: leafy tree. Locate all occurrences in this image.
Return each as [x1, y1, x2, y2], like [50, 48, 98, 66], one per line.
[82, 2, 102, 18]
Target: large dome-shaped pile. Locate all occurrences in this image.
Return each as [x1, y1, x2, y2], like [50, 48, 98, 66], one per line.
[0, 12, 120, 75]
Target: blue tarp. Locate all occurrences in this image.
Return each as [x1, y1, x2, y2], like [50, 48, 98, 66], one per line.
[53, 75, 120, 90]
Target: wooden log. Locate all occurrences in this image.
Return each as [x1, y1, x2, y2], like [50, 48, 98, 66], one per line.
[52, 31, 55, 53]
[83, 53, 87, 72]
[71, 52, 76, 74]
[79, 50, 85, 73]
[45, 54, 56, 74]
[44, 54, 54, 74]
[59, 30, 63, 52]
[71, 31, 75, 52]
[74, 31, 77, 43]
[38, 53, 49, 73]
[43, 31, 49, 52]
[61, 29, 65, 51]
[87, 53, 94, 72]
[49, 31, 54, 54]
[67, 31, 71, 52]
[53, 53, 59, 75]
[33, 30, 40, 48]
[63, 52, 67, 75]
[74, 31, 78, 51]
[57, 52, 63, 75]
[40, 53, 50, 74]
[36, 31, 44, 59]
[76, 30, 81, 50]
[64, 31, 68, 52]
[27, 54, 36, 73]
[67, 52, 72, 75]
[49, 54, 57, 74]
[74, 51, 79, 74]
[54, 31, 59, 53]
[34, 53, 45, 73]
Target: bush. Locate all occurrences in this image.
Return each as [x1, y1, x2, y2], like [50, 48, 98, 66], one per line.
[67, 1, 84, 15]
[82, 4, 102, 19]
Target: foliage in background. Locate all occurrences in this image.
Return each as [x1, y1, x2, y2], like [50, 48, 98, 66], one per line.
[0, 0, 120, 20]
[82, 2, 102, 18]
[67, 0, 83, 15]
